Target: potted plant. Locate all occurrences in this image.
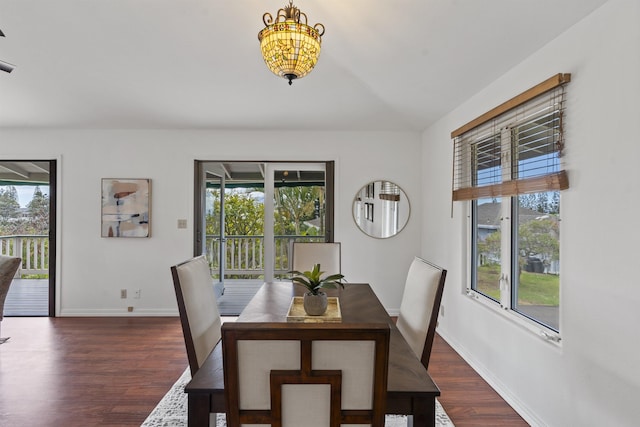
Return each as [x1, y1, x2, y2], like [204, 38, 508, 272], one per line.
[289, 263, 345, 315]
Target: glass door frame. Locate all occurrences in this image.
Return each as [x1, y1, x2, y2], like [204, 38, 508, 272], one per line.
[264, 162, 330, 282]
[194, 163, 226, 285]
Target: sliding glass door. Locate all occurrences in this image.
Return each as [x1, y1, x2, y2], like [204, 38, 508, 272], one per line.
[264, 163, 328, 282]
[195, 161, 333, 299]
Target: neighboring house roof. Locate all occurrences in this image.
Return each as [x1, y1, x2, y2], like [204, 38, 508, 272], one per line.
[304, 217, 322, 230]
[477, 202, 555, 228]
[477, 203, 502, 228]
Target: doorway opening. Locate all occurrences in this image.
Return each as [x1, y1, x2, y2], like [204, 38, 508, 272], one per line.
[0, 160, 56, 317]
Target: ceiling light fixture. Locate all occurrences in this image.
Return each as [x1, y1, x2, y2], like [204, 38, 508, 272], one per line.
[0, 28, 15, 73]
[258, 1, 325, 85]
[0, 60, 14, 73]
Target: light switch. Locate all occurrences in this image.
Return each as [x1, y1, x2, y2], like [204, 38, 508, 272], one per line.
[177, 219, 187, 229]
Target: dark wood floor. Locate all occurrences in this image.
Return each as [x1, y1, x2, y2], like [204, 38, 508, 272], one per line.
[0, 317, 527, 426]
[429, 334, 528, 426]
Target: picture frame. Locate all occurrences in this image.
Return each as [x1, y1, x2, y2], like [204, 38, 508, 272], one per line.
[101, 178, 151, 237]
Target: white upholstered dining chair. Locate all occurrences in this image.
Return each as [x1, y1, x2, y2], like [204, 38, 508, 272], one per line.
[170, 255, 222, 376]
[171, 255, 224, 427]
[395, 257, 447, 371]
[222, 322, 390, 427]
[291, 242, 341, 275]
[0, 254, 21, 344]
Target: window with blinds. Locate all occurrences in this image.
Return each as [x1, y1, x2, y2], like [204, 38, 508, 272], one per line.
[452, 74, 570, 201]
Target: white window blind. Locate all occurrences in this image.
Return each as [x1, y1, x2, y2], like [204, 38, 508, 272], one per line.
[452, 74, 570, 201]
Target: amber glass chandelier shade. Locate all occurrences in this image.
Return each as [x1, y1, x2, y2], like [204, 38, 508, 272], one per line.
[258, 1, 325, 85]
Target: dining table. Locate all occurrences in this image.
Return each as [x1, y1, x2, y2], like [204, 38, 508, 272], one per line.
[185, 282, 441, 427]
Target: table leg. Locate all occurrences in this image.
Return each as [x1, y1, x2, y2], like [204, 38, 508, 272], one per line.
[411, 397, 436, 427]
[188, 393, 211, 427]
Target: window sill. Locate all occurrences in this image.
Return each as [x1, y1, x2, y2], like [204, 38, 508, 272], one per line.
[466, 289, 562, 347]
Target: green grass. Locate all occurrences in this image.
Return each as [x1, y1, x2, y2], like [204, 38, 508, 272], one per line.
[517, 271, 559, 305]
[477, 265, 559, 306]
[477, 264, 501, 301]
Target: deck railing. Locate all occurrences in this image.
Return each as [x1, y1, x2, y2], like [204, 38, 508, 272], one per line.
[0, 234, 49, 277]
[205, 235, 324, 279]
[0, 234, 324, 280]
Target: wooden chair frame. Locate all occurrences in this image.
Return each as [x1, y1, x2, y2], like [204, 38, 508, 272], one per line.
[222, 322, 390, 427]
[420, 259, 447, 370]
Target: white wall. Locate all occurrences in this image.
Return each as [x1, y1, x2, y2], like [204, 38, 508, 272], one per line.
[0, 130, 421, 316]
[422, 1, 640, 426]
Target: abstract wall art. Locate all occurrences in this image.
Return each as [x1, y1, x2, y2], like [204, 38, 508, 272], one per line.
[101, 178, 151, 238]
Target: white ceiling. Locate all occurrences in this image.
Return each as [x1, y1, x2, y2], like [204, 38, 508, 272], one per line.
[0, 0, 608, 131]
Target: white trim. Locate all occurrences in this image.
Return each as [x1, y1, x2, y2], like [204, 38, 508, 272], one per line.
[60, 308, 179, 316]
[465, 289, 562, 346]
[55, 155, 62, 317]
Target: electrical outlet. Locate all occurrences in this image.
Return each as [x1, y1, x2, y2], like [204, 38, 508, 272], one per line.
[121, 289, 127, 299]
[134, 289, 141, 299]
[177, 219, 187, 229]
[127, 306, 134, 312]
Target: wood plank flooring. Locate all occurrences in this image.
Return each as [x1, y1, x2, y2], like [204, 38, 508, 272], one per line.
[0, 317, 528, 426]
[428, 334, 529, 426]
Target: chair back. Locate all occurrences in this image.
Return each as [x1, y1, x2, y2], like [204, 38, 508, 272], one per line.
[292, 242, 341, 275]
[222, 322, 390, 427]
[396, 257, 447, 370]
[0, 255, 21, 322]
[171, 255, 222, 376]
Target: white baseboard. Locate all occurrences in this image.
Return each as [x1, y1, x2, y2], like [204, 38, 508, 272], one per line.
[436, 328, 544, 427]
[59, 308, 179, 316]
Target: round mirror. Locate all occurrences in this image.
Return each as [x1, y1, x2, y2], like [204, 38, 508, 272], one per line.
[352, 180, 410, 238]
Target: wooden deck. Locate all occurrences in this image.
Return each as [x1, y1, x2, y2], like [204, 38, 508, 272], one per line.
[215, 280, 264, 316]
[3, 279, 49, 317]
[2, 278, 262, 317]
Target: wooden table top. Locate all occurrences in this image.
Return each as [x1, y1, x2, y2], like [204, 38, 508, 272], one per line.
[187, 282, 440, 399]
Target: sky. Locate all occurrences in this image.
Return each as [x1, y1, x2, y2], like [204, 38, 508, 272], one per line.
[15, 185, 49, 208]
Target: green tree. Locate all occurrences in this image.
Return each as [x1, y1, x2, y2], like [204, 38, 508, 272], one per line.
[206, 189, 264, 236]
[534, 193, 549, 213]
[26, 186, 49, 234]
[478, 230, 501, 264]
[477, 218, 559, 272]
[519, 191, 559, 214]
[274, 186, 321, 235]
[0, 186, 21, 222]
[518, 218, 559, 269]
[518, 194, 537, 211]
[0, 186, 22, 234]
[549, 191, 560, 214]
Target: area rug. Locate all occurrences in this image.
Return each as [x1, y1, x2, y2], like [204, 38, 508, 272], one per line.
[141, 368, 454, 427]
